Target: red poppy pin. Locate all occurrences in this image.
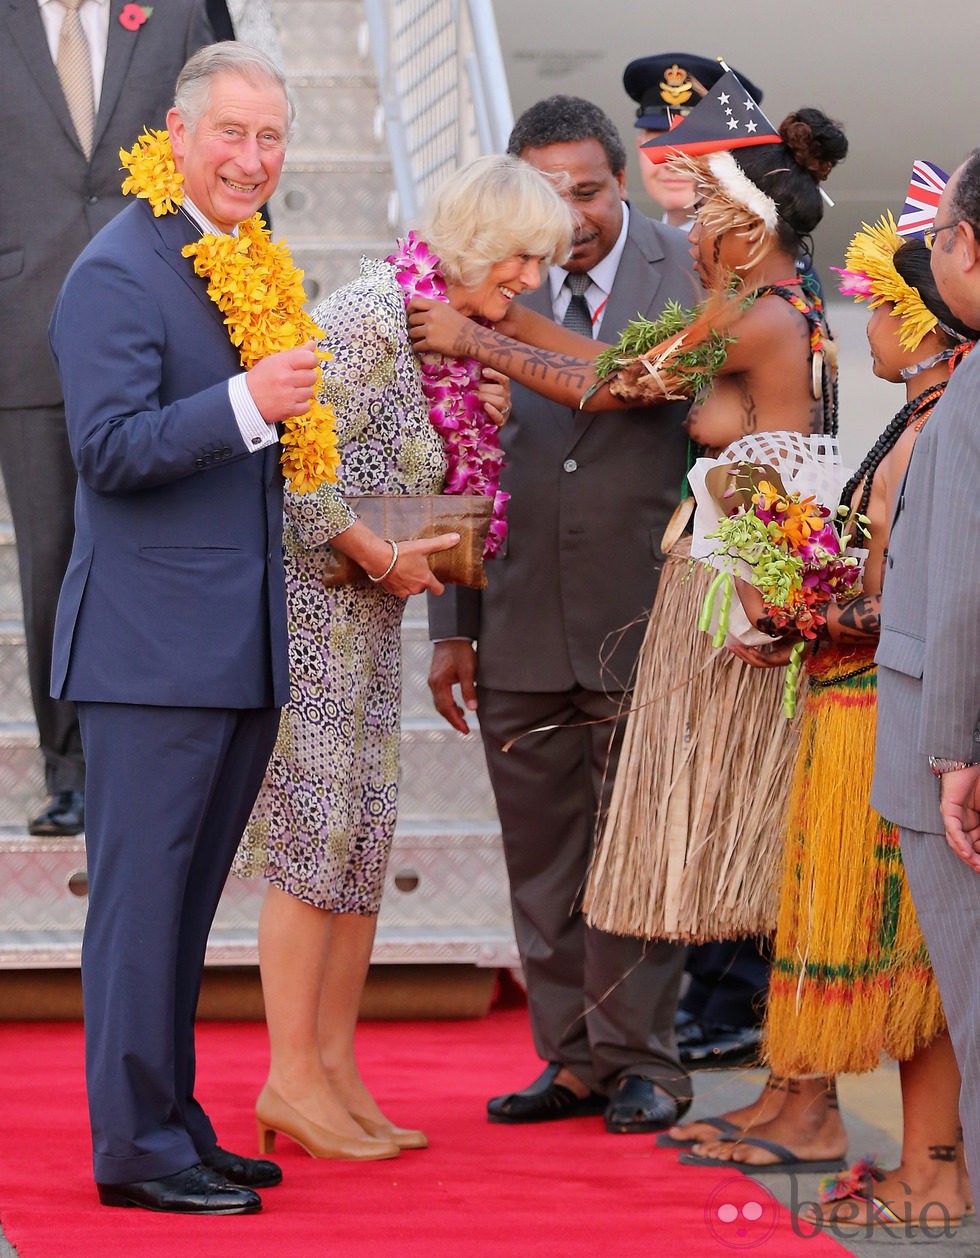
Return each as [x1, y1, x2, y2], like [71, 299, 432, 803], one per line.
[119, 3, 152, 30]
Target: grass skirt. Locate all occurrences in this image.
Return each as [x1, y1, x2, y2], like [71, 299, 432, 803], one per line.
[584, 537, 801, 942]
[764, 645, 945, 1075]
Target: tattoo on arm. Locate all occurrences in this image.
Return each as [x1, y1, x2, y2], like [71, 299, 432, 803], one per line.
[463, 324, 596, 404]
[755, 613, 785, 639]
[928, 1145, 957, 1163]
[834, 593, 881, 643]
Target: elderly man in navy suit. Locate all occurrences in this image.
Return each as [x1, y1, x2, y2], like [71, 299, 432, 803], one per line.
[48, 43, 317, 1215]
[0, 0, 214, 838]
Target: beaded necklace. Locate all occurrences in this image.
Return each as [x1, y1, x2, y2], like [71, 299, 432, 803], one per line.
[756, 281, 838, 436]
[841, 380, 948, 520]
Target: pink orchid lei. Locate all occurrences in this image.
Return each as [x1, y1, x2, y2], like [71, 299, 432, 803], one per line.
[387, 231, 508, 557]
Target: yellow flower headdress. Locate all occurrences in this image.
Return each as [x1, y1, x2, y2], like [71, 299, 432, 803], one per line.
[833, 210, 937, 352]
[119, 129, 339, 492]
[669, 149, 778, 270]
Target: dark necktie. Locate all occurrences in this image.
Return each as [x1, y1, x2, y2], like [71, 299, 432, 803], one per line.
[562, 272, 594, 338]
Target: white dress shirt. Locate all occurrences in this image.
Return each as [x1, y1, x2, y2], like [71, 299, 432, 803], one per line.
[549, 203, 631, 338]
[182, 195, 279, 454]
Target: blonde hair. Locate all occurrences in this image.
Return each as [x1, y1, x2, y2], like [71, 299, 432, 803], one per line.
[420, 154, 573, 288]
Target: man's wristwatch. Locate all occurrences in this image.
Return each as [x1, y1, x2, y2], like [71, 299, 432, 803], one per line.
[928, 757, 978, 777]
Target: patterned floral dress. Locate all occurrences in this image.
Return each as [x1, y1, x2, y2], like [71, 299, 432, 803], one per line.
[234, 258, 445, 912]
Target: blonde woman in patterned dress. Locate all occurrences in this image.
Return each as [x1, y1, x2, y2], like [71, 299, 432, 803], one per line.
[234, 156, 573, 1161]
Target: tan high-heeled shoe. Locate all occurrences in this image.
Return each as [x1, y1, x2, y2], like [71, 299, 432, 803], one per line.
[256, 1085, 399, 1160]
[351, 1112, 429, 1150]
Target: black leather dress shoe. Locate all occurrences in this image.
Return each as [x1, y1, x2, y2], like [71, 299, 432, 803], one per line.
[677, 1021, 762, 1069]
[28, 790, 85, 836]
[97, 1163, 261, 1214]
[604, 1075, 691, 1133]
[487, 1062, 606, 1124]
[201, 1144, 282, 1188]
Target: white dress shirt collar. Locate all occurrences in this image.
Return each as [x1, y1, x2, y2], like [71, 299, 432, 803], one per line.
[549, 203, 631, 336]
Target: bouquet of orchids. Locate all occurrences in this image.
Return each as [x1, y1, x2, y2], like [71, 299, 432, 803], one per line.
[687, 433, 866, 716]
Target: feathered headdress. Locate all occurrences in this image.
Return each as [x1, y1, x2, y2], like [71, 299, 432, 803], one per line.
[832, 211, 937, 351]
[670, 149, 778, 269]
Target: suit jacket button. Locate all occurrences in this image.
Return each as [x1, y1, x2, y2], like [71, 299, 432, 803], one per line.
[563, 459, 577, 473]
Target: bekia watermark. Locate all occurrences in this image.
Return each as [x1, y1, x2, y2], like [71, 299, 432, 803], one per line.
[704, 1175, 960, 1247]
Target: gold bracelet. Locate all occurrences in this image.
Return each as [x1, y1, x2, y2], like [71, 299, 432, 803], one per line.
[367, 539, 398, 583]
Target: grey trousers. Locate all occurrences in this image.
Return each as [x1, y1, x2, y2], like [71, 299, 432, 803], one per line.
[0, 405, 83, 793]
[477, 684, 689, 1101]
[900, 827, 980, 1200]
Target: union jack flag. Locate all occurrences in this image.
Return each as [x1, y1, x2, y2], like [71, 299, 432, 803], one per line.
[896, 160, 948, 239]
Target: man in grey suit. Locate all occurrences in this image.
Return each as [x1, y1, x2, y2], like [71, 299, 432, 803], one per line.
[872, 148, 980, 1201]
[0, 0, 213, 836]
[428, 96, 696, 1132]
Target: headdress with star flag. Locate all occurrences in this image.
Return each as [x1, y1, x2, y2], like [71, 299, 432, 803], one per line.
[640, 65, 779, 164]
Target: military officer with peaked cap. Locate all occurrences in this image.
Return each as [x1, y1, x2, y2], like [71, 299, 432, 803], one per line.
[623, 53, 763, 226]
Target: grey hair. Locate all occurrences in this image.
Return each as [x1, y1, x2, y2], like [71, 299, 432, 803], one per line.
[419, 154, 573, 289]
[949, 148, 980, 237]
[173, 41, 295, 137]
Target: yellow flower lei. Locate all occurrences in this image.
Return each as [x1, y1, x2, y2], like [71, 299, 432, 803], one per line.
[119, 128, 339, 492]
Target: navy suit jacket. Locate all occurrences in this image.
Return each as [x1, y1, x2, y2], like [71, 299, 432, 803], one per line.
[48, 199, 288, 709]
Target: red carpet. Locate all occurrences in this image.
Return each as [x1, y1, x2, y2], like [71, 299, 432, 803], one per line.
[0, 1008, 847, 1257]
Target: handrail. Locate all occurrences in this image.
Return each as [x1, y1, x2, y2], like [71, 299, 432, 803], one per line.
[363, 0, 513, 227]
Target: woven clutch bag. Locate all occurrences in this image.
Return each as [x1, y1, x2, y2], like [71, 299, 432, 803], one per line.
[320, 494, 494, 589]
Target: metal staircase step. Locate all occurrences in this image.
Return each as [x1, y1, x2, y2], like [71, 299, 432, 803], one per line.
[0, 529, 20, 620]
[0, 623, 33, 724]
[0, 819, 516, 968]
[290, 78, 386, 158]
[289, 242, 393, 306]
[273, 165, 393, 243]
[277, 0, 371, 75]
[0, 726, 44, 826]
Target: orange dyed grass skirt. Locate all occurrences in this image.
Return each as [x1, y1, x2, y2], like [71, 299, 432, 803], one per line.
[764, 644, 945, 1076]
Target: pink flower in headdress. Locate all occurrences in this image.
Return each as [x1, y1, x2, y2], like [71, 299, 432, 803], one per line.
[831, 267, 873, 299]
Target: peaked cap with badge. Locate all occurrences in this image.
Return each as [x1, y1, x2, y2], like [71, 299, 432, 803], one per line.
[623, 53, 763, 131]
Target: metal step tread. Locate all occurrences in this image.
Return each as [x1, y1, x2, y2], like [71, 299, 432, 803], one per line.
[291, 72, 377, 89]
[279, 157, 391, 175]
[0, 819, 498, 852]
[0, 930, 518, 969]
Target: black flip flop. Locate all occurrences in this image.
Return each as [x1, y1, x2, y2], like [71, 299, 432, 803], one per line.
[678, 1135, 846, 1175]
[655, 1114, 741, 1150]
